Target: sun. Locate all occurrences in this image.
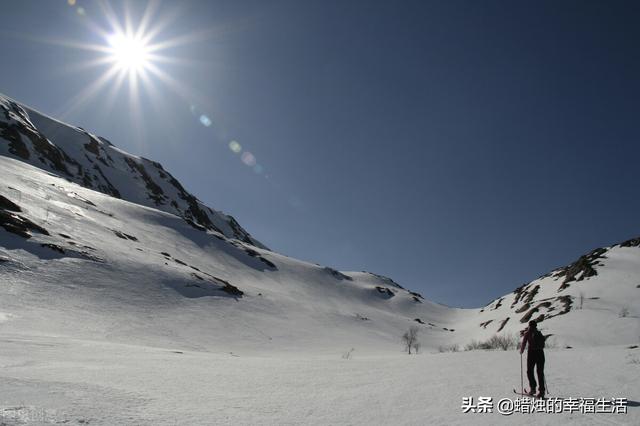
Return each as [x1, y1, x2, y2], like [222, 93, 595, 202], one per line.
[107, 33, 150, 72]
[45, 1, 213, 125]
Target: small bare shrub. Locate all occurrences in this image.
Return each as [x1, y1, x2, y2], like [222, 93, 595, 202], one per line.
[438, 344, 460, 353]
[402, 326, 420, 354]
[465, 333, 518, 351]
[342, 348, 355, 359]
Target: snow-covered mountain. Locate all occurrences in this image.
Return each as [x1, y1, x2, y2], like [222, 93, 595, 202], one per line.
[1, 92, 639, 353]
[0, 94, 263, 248]
[1, 93, 639, 425]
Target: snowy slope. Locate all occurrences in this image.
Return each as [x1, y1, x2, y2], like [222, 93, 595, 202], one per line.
[463, 241, 640, 348]
[1, 95, 639, 425]
[0, 155, 457, 353]
[1, 92, 639, 352]
[0, 93, 263, 248]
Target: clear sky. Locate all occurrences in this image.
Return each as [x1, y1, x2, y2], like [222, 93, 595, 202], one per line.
[1, 1, 638, 307]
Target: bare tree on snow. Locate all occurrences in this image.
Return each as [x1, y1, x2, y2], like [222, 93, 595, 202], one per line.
[402, 326, 420, 354]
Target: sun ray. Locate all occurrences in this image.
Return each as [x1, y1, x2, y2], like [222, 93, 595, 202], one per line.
[55, 65, 122, 120]
[26, 0, 215, 130]
[144, 62, 203, 105]
[10, 34, 113, 54]
[135, 0, 161, 41]
[137, 4, 182, 45]
[98, 0, 125, 37]
[102, 68, 129, 116]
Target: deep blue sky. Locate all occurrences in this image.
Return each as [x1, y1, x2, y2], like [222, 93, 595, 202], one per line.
[1, 1, 639, 307]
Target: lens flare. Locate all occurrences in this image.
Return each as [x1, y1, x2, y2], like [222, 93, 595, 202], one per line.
[199, 115, 212, 127]
[241, 152, 256, 167]
[229, 141, 242, 153]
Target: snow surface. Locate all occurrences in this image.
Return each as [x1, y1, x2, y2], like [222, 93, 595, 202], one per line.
[1, 95, 639, 424]
[0, 335, 638, 425]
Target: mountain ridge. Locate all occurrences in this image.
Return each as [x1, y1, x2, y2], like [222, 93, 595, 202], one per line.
[0, 93, 264, 248]
[1, 93, 639, 352]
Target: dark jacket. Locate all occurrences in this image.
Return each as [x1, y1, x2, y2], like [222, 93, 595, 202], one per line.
[520, 327, 544, 353]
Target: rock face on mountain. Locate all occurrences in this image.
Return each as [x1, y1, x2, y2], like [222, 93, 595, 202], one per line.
[0, 94, 264, 248]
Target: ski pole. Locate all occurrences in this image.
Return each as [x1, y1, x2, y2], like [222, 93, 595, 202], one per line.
[520, 351, 524, 395]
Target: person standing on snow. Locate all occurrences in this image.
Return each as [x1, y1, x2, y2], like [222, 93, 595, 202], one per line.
[520, 320, 546, 398]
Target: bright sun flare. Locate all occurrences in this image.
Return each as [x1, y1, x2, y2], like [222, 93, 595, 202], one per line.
[49, 1, 210, 122]
[107, 33, 150, 72]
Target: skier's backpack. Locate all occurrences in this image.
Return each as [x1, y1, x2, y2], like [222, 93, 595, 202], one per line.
[532, 329, 545, 349]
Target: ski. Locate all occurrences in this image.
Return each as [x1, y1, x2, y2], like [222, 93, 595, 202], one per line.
[513, 389, 546, 399]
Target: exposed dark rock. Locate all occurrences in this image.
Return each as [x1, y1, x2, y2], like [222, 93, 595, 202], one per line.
[511, 284, 528, 307]
[1, 102, 31, 160]
[492, 297, 504, 310]
[185, 218, 206, 231]
[367, 272, 405, 289]
[242, 247, 276, 269]
[409, 291, 424, 301]
[324, 266, 353, 281]
[174, 258, 187, 266]
[555, 247, 608, 292]
[0, 210, 49, 238]
[220, 282, 243, 297]
[497, 317, 510, 332]
[480, 320, 493, 329]
[40, 243, 65, 254]
[92, 164, 121, 198]
[544, 295, 572, 320]
[532, 314, 545, 323]
[375, 286, 395, 297]
[84, 139, 100, 155]
[520, 301, 553, 323]
[124, 158, 166, 205]
[112, 230, 138, 241]
[523, 285, 540, 304]
[414, 318, 425, 324]
[258, 256, 276, 268]
[619, 237, 640, 248]
[0, 195, 21, 212]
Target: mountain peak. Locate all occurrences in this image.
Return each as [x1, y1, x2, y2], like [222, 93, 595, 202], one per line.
[0, 93, 264, 248]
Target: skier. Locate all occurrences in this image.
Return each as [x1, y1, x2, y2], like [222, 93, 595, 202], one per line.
[520, 320, 546, 398]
